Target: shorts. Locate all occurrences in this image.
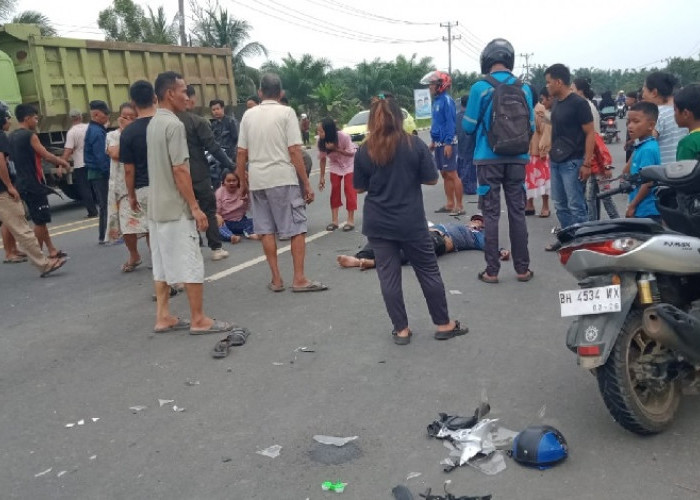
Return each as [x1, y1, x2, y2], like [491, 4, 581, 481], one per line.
[149, 215, 204, 285]
[250, 185, 307, 238]
[21, 190, 51, 225]
[434, 146, 458, 172]
[120, 186, 149, 235]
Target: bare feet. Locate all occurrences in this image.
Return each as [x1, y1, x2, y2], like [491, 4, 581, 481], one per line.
[230, 235, 242, 244]
[247, 234, 261, 240]
[337, 255, 361, 268]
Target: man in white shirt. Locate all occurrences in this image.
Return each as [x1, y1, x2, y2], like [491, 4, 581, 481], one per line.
[236, 73, 327, 293]
[62, 109, 97, 217]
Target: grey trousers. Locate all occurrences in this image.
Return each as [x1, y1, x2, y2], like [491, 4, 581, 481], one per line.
[368, 232, 450, 332]
[477, 163, 530, 276]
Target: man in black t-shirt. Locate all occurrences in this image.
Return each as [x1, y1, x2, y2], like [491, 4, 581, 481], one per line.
[9, 104, 71, 259]
[0, 104, 66, 276]
[544, 63, 595, 251]
[210, 99, 238, 160]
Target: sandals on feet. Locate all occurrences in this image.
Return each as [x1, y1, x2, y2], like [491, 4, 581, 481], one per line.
[3, 256, 27, 263]
[153, 317, 191, 333]
[342, 224, 354, 232]
[211, 327, 251, 358]
[517, 269, 535, 282]
[40, 257, 66, 278]
[326, 223, 339, 231]
[267, 282, 286, 292]
[434, 206, 453, 213]
[434, 320, 469, 340]
[392, 329, 412, 345]
[121, 260, 142, 273]
[477, 270, 499, 283]
[190, 320, 234, 335]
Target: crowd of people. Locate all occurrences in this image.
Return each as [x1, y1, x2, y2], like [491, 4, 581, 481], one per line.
[1, 36, 698, 348]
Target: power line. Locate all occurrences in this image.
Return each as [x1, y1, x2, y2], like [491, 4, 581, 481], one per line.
[305, 0, 437, 26]
[440, 21, 460, 75]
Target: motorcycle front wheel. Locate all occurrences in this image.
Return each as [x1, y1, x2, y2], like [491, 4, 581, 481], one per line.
[597, 309, 681, 435]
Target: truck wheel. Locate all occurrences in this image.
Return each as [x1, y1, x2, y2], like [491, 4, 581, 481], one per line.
[597, 309, 681, 435]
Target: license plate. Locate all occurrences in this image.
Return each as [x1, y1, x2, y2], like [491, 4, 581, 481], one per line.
[559, 285, 621, 317]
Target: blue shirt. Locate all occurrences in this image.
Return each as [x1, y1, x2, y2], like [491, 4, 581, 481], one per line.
[433, 222, 484, 251]
[629, 136, 661, 217]
[430, 92, 456, 144]
[462, 71, 535, 165]
[84, 121, 110, 175]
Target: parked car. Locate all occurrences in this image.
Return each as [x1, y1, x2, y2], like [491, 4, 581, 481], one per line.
[342, 109, 417, 144]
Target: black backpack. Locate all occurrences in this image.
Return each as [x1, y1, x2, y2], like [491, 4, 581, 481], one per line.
[483, 74, 532, 156]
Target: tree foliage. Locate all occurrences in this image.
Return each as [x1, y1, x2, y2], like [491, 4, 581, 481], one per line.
[0, 0, 16, 21]
[98, 0, 178, 44]
[12, 10, 57, 36]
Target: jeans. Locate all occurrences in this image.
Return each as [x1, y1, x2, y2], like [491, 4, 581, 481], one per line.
[90, 176, 109, 242]
[219, 216, 255, 241]
[550, 159, 588, 229]
[193, 179, 222, 251]
[73, 167, 97, 216]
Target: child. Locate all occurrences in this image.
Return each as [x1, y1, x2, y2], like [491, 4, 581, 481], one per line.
[587, 133, 619, 220]
[215, 170, 260, 243]
[674, 83, 700, 161]
[626, 102, 661, 221]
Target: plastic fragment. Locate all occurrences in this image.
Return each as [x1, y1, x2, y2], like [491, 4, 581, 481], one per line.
[440, 458, 454, 466]
[89, 455, 97, 460]
[158, 399, 174, 407]
[406, 472, 422, 480]
[222, 456, 232, 463]
[272, 362, 285, 366]
[57, 470, 67, 478]
[129, 405, 147, 413]
[34, 468, 52, 478]
[537, 404, 547, 419]
[295, 346, 315, 352]
[172, 405, 185, 412]
[91, 417, 100, 422]
[65, 423, 75, 428]
[321, 481, 347, 493]
[77, 419, 85, 426]
[313, 435, 358, 447]
[185, 379, 200, 386]
[256, 444, 282, 458]
[448, 289, 463, 295]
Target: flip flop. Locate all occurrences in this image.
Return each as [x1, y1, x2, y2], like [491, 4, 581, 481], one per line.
[49, 250, 68, 258]
[211, 338, 232, 359]
[391, 329, 412, 345]
[267, 282, 286, 292]
[477, 270, 499, 284]
[539, 212, 551, 218]
[326, 223, 339, 231]
[525, 209, 536, 216]
[517, 269, 535, 282]
[449, 209, 466, 216]
[3, 256, 27, 263]
[153, 317, 191, 333]
[434, 320, 469, 340]
[190, 320, 234, 335]
[121, 260, 142, 273]
[434, 206, 453, 213]
[342, 224, 354, 232]
[226, 327, 251, 346]
[291, 281, 328, 293]
[40, 257, 66, 278]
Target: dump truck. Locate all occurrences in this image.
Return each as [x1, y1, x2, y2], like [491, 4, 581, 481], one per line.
[0, 23, 236, 200]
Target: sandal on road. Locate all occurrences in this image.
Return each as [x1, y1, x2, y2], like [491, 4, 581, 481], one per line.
[49, 250, 68, 259]
[291, 281, 328, 293]
[326, 223, 339, 231]
[153, 317, 191, 333]
[434, 206, 453, 213]
[4, 256, 27, 264]
[190, 320, 234, 335]
[211, 338, 232, 358]
[342, 224, 354, 232]
[392, 329, 412, 345]
[121, 260, 142, 273]
[267, 282, 285, 292]
[477, 270, 499, 284]
[40, 257, 67, 278]
[226, 327, 251, 346]
[434, 320, 469, 340]
[517, 269, 535, 282]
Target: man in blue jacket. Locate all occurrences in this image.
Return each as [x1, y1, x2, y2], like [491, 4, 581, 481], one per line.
[462, 39, 534, 283]
[84, 100, 111, 244]
[421, 71, 463, 215]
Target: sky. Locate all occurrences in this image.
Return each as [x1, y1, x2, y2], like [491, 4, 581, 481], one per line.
[12, 0, 700, 76]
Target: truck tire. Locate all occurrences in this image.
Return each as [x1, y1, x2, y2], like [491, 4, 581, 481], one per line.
[597, 309, 681, 435]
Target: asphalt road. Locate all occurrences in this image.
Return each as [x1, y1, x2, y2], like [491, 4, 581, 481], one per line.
[1, 128, 699, 500]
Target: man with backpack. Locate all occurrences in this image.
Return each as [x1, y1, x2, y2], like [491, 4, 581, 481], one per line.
[462, 38, 535, 283]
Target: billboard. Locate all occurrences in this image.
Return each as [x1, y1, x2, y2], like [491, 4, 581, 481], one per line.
[414, 88, 431, 119]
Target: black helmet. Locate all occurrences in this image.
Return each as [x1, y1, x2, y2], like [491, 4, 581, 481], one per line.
[512, 425, 568, 469]
[480, 38, 515, 74]
[0, 101, 11, 128]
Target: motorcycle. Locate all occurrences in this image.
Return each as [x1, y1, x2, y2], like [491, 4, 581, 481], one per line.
[616, 101, 627, 119]
[599, 106, 620, 144]
[556, 160, 700, 435]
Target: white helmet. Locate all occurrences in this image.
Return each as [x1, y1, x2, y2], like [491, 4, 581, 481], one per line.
[301, 113, 307, 119]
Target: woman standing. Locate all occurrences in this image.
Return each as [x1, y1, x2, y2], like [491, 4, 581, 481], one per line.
[525, 87, 552, 217]
[642, 72, 689, 164]
[317, 118, 357, 231]
[353, 95, 468, 345]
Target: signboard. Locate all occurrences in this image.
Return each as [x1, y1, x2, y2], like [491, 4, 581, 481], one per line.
[414, 88, 431, 119]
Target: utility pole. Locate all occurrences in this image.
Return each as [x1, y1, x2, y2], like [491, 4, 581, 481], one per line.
[440, 21, 461, 75]
[519, 52, 534, 81]
[178, 0, 187, 47]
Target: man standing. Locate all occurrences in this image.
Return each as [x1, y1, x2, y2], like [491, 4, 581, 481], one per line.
[62, 109, 97, 218]
[210, 99, 238, 161]
[300, 113, 310, 145]
[421, 70, 463, 216]
[236, 73, 327, 293]
[462, 38, 534, 283]
[147, 71, 234, 334]
[9, 104, 71, 259]
[456, 94, 477, 195]
[84, 100, 111, 244]
[544, 63, 595, 251]
[178, 85, 233, 261]
[0, 103, 66, 277]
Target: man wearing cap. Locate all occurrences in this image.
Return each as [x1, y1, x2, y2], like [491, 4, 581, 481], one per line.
[84, 100, 112, 244]
[62, 109, 97, 218]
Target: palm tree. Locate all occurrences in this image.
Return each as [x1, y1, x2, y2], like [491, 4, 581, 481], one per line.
[12, 10, 58, 36]
[354, 59, 393, 106]
[262, 53, 330, 110]
[141, 6, 178, 45]
[0, 0, 17, 20]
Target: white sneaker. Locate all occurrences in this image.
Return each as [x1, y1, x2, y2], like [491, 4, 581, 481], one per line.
[211, 248, 229, 261]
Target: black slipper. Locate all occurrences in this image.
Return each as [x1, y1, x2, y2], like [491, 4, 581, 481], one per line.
[477, 270, 499, 283]
[525, 209, 536, 216]
[227, 327, 251, 346]
[391, 329, 412, 345]
[434, 320, 469, 340]
[517, 269, 535, 282]
[211, 338, 231, 358]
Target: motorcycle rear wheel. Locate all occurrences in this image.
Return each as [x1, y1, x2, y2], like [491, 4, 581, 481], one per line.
[597, 309, 681, 435]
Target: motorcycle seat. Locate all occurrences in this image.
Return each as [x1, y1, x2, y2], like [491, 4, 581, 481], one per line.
[557, 218, 668, 244]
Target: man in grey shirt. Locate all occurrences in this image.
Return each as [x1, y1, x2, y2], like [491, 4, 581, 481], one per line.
[146, 71, 236, 335]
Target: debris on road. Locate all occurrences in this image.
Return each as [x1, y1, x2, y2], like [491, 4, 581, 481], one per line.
[172, 405, 186, 412]
[158, 399, 174, 407]
[511, 425, 568, 469]
[185, 379, 200, 386]
[34, 468, 52, 478]
[256, 444, 282, 458]
[65, 423, 75, 428]
[313, 435, 358, 447]
[222, 456, 232, 463]
[321, 481, 347, 493]
[448, 290, 462, 295]
[129, 405, 147, 414]
[406, 472, 422, 480]
[419, 481, 492, 500]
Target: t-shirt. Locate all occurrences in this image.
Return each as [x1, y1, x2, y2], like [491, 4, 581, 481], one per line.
[177, 111, 233, 184]
[550, 92, 593, 162]
[215, 185, 248, 222]
[238, 100, 303, 191]
[657, 104, 688, 164]
[8, 128, 42, 194]
[629, 136, 660, 217]
[318, 131, 356, 176]
[433, 222, 484, 251]
[120, 117, 152, 189]
[676, 129, 700, 161]
[64, 123, 88, 168]
[0, 131, 12, 193]
[146, 108, 191, 222]
[354, 134, 438, 241]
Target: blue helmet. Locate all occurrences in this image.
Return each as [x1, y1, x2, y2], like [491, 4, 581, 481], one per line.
[512, 425, 568, 469]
